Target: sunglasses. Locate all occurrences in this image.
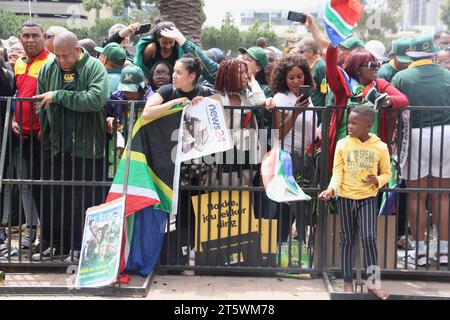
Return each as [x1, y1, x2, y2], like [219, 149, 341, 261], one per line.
[44, 32, 55, 40]
[360, 60, 382, 70]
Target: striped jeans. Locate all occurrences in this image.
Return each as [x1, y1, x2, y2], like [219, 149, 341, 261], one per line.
[337, 197, 378, 283]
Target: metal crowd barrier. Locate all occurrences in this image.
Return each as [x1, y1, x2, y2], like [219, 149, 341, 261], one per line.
[1, 97, 449, 281]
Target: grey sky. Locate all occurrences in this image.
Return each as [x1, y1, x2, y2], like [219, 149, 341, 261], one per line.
[203, 0, 324, 27]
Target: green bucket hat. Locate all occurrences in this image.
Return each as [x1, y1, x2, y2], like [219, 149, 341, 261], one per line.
[392, 38, 413, 64]
[94, 42, 126, 66]
[238, 46, 269, 68]
[117, 66, 145, 92]
[406, 35, 440, 59]
[340, 36, 365, 50]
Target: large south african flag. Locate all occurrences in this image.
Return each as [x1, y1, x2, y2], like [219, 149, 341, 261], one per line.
[106, 105, 184, 276]
[323, 0, 365, 47]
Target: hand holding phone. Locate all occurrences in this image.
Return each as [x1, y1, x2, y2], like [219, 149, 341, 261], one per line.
[287, 11, 307, 24]
[135, 23, 151, 35]
[298, 85, 311, 102]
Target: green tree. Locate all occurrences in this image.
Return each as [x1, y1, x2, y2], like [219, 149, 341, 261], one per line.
[0, 9, 27, 39]
[355, 0, 401, 44]
[442, 0, 450, 29]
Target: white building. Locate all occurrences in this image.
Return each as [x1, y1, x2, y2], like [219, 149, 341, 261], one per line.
[401, 0, 446, 33]
[0, 0, 113, 28]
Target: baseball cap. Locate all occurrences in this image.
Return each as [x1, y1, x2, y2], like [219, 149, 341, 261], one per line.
[365, 40, 387, 61]
[117, 66, 145, 92]
[238, 46, 269, 68]
[392, 38, 413, 64]
[406, 35, 440, 59]
[340, 36, 365, 50]
[94, 42, 126, 66]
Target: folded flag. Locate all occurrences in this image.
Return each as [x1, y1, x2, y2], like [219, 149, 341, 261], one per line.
[379, 161, 398, 216]
[323, 0, 365, 47]
[106, 105, 184, 275]
[261, 148, 311, 203]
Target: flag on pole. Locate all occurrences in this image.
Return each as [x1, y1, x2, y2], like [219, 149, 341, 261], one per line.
[323, 0, 365, 47]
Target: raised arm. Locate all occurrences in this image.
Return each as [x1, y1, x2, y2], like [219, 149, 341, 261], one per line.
[161, 27, 218, 85]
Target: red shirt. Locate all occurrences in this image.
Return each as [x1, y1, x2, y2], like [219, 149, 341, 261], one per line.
[14, 49, 51, 136]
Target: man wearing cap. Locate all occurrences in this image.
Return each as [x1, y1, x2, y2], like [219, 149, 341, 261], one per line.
[33, 31, 109, 262]
[239, 46, 272, 97]
[378, 38, 412, 82]
[392, 35, 450, 267]
[106, 65, 153, 134]
[95, 42, 126, 94]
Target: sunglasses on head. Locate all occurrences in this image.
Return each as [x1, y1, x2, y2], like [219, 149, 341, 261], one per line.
[361, 60, 382, 70]
[44, 32, 55, 40]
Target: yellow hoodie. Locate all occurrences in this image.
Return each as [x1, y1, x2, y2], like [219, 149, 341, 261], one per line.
[328, 134, 391, 200]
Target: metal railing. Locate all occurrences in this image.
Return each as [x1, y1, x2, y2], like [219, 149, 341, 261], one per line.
[1, 97, 449, 281]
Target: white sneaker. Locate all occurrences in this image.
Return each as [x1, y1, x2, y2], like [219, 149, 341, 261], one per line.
[63, 250, 80, 263]
[406, 252, 431, 267]
[432, 254, 448, 266]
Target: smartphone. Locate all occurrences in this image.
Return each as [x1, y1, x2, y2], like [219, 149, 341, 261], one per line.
[299, 85, 311, 101]
[135, 23, 151, 35]
[287, 11, 307, 24]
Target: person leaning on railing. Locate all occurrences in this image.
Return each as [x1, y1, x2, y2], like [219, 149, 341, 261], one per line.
[391, 36, 450, 267]
[325, 43, 409, 172]
[265, 54, 318, 242]
[32, 31, 109, 263]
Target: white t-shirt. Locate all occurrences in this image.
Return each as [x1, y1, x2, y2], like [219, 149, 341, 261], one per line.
[273, 91, 316, 152]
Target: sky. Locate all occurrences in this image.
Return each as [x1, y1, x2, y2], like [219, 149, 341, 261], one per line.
[203, 0, 324, 28]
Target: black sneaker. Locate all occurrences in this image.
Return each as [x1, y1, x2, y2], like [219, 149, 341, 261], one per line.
[21, 226, 37, 249]
[32, 247, 61, 261]
[0, 227, 8, 253]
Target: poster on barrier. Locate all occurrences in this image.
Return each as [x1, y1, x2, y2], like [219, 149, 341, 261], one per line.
[76, 197, 125, 288]
[179, 96, 233, 162]
[192, 191, 277, 266]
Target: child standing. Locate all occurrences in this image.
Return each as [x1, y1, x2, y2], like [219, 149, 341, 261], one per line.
[319, 105, 391, 300]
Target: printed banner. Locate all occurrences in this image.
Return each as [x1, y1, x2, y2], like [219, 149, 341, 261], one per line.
[76, 197, 125, 288]
[192, 191, 277, 266]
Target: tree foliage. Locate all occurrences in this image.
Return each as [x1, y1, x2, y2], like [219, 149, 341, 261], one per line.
[442, 0, 450, 29]
[0, 10, 28, 39]
[202, 15, 281, 56]
[354, 0, 401, 45]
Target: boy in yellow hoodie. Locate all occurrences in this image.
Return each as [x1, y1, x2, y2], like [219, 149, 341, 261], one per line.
[319, 105, 391, 300]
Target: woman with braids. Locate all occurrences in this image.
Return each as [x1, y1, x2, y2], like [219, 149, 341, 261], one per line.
[211, 58, 266, 186]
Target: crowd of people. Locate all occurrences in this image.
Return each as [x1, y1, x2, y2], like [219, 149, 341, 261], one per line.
[0, 13, 449, 298]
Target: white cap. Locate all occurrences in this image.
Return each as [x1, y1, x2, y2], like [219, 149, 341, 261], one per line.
[365, 40, 386, 60]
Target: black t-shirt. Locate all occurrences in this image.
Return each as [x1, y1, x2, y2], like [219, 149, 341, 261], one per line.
[156, 84, 215, 103]
[154, 42, 178, 70]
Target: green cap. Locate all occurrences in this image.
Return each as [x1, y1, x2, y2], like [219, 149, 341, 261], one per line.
[340, 36, 365, 50]
[406, 35, 440, 59]
[94, 42, 126, 66]
[392, 38, 413, 64]
[238, 46, 269, 68]
[117, 66, 145, 92]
